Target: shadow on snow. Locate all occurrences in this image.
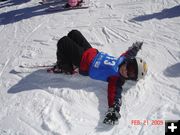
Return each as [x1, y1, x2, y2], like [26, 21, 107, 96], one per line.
[8, 69, 115, 131]
[0, 0, 69, 25]
[131, 5, 180, 21]
[164, 63, 180, 78]
[0, 0, 30, 9]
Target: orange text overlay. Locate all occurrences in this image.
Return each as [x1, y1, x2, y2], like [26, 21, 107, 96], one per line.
[131, 119, 164, 126]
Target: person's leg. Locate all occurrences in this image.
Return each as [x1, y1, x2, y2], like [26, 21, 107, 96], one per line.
[56, 36, 84, 71]
[67, 30, 92, 51]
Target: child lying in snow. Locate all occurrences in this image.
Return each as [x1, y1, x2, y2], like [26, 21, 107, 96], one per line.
[48, 30, 148, 125]
[41, 0, 83, 7]
[65, 0, 83, 8]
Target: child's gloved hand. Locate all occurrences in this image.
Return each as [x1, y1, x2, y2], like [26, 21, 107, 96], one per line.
[126, 41, 143, 58]
[103, 107, 121, 125]
[132, 41, 143, 50]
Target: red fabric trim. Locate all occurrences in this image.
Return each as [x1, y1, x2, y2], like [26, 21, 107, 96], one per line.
[80, 48, 97, 73]
[108, 76, 119, 107]
[120, 50, 128, 57]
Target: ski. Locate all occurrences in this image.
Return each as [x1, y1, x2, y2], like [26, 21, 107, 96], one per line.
[48, 66, 79, 73]
[46, 4, 89, 12]
[19, 64, 54, 69]
[39, 0, 64, 5]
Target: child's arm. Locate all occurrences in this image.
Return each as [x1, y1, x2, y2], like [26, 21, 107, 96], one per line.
[103, 76, 125, 124]
[123, 41, 143, 59]
[107, 77, 124, 109]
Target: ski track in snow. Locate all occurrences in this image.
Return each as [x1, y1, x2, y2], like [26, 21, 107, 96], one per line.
[0, 0, 180, 135]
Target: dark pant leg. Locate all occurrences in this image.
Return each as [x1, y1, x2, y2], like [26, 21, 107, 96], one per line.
[67, 30, 92, 51]
[56, 36, 84, 69]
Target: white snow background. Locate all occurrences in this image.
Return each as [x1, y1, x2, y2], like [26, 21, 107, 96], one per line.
[0, 0, 180, 135]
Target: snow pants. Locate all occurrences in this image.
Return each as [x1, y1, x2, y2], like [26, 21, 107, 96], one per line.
[56, 30, 92, 72]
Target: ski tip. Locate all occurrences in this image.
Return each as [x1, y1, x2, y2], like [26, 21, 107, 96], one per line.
[19, 65, 24, 68]
[39, 2, 44, 5]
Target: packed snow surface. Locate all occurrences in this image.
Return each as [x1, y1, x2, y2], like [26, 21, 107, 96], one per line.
[0, 0, 180, 135]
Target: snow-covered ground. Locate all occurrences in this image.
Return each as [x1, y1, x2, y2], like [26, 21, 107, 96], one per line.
[0, 0, 180, 135]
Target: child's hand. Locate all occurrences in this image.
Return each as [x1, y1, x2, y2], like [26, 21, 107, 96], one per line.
[126, 41, 143, 58]
[132, 41, 143, 50]
[103, 107, 121, 125]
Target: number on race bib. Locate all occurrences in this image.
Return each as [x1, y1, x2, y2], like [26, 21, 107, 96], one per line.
[104, 56, 117, 66]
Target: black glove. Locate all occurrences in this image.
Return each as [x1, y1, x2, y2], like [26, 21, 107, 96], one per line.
[126, 41, 143, 58]
[132, 41, 143, 50]
[103, 107, 121, 125]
